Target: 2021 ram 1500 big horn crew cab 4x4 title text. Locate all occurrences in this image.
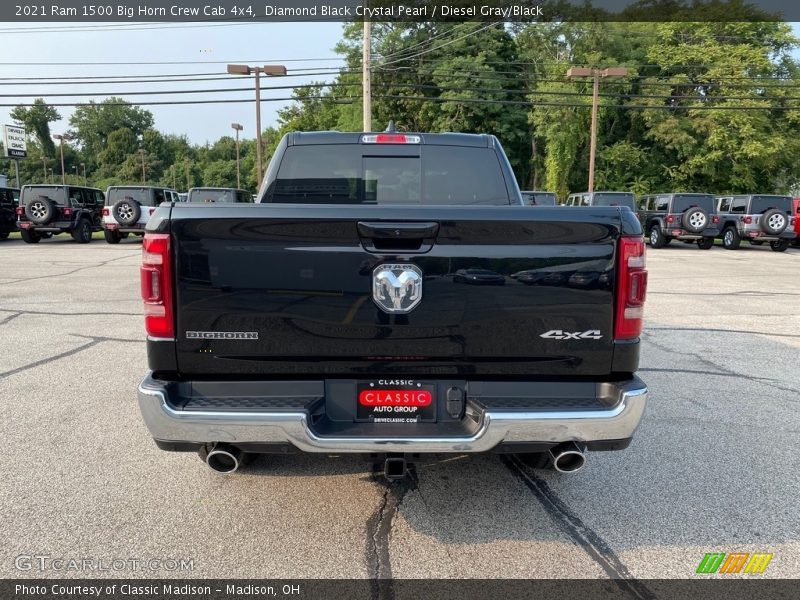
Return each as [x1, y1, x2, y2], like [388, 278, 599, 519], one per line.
[137, 131, 649, 478]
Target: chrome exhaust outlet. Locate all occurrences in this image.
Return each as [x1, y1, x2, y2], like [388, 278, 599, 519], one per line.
[549, 442, 587, 474]
[383, 456, 407, 481]
[204, 444, 243, 474]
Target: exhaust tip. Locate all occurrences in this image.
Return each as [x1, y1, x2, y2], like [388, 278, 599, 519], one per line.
[549, 443, 587, 474]
[205, 444, 242, 474]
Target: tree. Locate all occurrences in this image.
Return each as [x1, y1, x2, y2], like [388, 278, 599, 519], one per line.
[97, 127, 138, 178]
[10, 99, 62, 157]
[69, 98, 154, 166]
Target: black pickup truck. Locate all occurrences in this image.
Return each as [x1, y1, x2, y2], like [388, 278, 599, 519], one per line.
[137, 131, 649, 479]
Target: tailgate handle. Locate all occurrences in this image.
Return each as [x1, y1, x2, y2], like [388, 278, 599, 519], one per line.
[357, 221, 439, 253]
[357, 221, 439, 239]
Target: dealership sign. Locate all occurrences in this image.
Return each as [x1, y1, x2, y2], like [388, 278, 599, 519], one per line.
[3, 124, 27, 158]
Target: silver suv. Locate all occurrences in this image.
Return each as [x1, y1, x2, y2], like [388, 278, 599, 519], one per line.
[716, 195, 796, 252]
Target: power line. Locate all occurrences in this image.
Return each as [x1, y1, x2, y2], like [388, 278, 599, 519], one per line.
[0, 97, 313, 108]
[0, 70, 356, 86]
[0, 58, 347, 66]
[378, 22, 506, 68]
[374, 94, 800, 111]
[3, 93, 798, 111]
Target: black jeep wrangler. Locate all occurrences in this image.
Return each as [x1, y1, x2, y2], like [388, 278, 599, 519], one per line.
[0, 186, 19, 239]
[638, 193, 720, 249]
[17, 185, 105, 244]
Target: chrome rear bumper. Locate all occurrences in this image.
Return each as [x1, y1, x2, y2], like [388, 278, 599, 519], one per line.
[137, 373, 648, 453]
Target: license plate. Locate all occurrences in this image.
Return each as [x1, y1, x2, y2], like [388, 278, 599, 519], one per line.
[356, 383, 436, 423]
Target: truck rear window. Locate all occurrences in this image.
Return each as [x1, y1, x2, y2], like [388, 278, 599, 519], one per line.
[750, 196, 792, 213]
[522, 192, 557, 206]
[672, 195, 715, 212]
[266, 145, 510, 205]
[107, 188, 154, 206]
[21, 186, 68, 205]
[593, 193, 635, 209]
[188, 189, 251, 203]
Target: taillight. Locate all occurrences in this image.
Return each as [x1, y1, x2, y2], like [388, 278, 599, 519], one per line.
[615, 236, 648, 340]
[141, 233, 174, 339]
[62, 207, 72, 217]
[102, 207, 109, 216]
[149, 208, 156, 214]
[743, 216, 753, 224]
[712, 215, 719, 224]
[666, 215, 674, 223]
[15, 207, 23, 216]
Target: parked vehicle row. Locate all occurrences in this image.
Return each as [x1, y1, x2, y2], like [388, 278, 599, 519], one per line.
[523, 189, 798, 252]
[2, 184, 254, 244]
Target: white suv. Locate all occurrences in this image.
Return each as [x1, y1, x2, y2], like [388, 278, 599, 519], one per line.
[102, 186, 179, 244]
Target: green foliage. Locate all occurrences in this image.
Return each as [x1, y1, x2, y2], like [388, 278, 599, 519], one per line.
[10, 99, 62, 157]
[69, 98, 154, 166]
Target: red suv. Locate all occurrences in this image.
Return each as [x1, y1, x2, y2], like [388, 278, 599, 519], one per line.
[794, 198, 800, 246]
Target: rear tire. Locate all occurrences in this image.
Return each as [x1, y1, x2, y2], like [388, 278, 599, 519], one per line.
[770, 239, 789, 252]
[71, 219, 92, 244]
[649, 225, 666, 248]
[722, 226, 741, 250]
[20, 229, 41, 244]
[104, 229, 122, 244]
[697, 237, 714, 250]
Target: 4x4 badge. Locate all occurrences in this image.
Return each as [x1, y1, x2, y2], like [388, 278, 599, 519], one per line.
[540, 330, 603, 340]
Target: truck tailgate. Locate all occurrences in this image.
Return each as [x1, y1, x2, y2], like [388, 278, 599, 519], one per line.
[170, 205, 622, 378]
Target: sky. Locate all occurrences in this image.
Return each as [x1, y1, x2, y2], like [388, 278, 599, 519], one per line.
[0, 21, 346, 145]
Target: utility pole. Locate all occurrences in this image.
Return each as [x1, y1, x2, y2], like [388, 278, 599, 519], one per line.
[227, 64, 287, 188]
[362, 11, 372, 132]
[566, 67, 628, 192]
[138, 148, 146, 183]
[171, 164, 176, 189]
[42, 156, 48, 182]
[81, 163, 86, 185]
[231, 123, 243, 189]
[72, 165, 78, 182]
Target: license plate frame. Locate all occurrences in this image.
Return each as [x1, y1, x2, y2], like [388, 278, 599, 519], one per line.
[355, 382, 436, 423]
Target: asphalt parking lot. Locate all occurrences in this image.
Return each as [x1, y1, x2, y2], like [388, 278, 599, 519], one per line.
[0, 237, 798, 584]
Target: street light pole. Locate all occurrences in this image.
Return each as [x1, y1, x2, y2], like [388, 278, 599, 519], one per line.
[566, 67, 628, 192]
[138, 149, 146, 183]
[227, 64, 286, 188]
[52, 133, 69, 185]
[231, 123, 243, 189]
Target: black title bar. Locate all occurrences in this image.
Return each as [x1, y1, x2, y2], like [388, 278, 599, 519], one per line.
[1, 1, 796, 22]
